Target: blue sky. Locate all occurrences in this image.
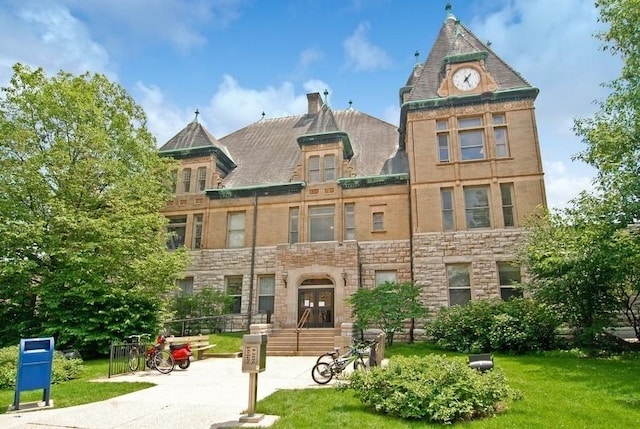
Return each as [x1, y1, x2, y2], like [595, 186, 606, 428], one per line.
[0, 0, 621, 210]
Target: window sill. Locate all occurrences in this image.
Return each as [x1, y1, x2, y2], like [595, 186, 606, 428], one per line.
[371, 229, 386, 234]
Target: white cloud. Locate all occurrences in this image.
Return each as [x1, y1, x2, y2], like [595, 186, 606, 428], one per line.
[343, 22, 392, 71]
[543, 160, 595, 211]
[0, 2, 111, 85]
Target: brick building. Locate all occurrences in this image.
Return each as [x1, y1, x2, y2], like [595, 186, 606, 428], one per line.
[159, 6, 546, 337]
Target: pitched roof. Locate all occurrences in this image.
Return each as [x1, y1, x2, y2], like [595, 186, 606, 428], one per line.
[218, 107, 401, 188]
[406, 14, 533, 102]
[158, 120, 233, 161]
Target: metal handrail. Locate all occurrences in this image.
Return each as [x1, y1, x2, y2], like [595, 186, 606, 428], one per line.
[295, 308, 312, 352]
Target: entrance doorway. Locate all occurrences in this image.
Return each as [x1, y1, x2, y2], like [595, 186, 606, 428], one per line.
[298, 288, 334, 328]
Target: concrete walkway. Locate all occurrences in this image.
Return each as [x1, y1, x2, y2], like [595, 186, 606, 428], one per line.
[1, 356, 327, 429]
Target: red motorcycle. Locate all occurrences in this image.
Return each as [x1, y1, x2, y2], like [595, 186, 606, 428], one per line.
[156, 335, 193, 369]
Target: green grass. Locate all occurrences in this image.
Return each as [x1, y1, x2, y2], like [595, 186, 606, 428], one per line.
[0, 359, 153, 414]
[208, 331, 244, 353]
[256, 344, 640, 429]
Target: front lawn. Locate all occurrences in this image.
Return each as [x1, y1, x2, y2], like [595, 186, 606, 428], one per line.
[257, 343, 640, 428]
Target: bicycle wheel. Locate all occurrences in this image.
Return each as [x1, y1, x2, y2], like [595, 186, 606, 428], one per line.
[316, 351, 337, 365]
[152, 350, 175, 374]
[128, 347, 140, 371]
[311, 362, 333, 384]
[353, 356, 367, 371]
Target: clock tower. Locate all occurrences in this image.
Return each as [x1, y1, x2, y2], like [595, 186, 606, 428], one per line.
[400, 3, 547, 308]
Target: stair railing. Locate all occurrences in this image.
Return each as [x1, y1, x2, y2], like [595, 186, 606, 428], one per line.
[295, 308, 312, 352]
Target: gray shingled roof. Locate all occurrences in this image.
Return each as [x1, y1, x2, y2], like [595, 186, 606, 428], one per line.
[158, 120, 233, 161]
[218, 107, 401, 188]
[407, 16, 532, 102]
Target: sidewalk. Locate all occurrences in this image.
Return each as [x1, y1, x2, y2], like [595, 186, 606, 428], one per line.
[0, 356, 324, 429]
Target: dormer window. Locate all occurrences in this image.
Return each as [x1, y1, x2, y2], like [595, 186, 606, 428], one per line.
[197, 167, 207, 191]
[308, 154, 336, 183]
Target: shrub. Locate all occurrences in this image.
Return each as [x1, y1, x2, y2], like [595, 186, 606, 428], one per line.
[341, 355, 519, 424]
[426, 298, 559, 354]
[0, 345, 83, 390]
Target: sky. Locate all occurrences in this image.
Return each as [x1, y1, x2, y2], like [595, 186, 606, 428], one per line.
[0, 0, 622, 210]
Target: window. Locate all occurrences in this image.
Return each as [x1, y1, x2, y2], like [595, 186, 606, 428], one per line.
[258, 275, 275, 314]
[308, 155, 336, 182]
[458, 117, 485, 160]
[441, 188, 455, 231]
[464, 186, 490, 228]
[500, 183, 515, 227]
[167, 216, 186, 249]
[227, 212, 245, 248]
[344, 203, 355, 240]
[226, 276, 243, 314]
[170, 169, 178, 193]
[309, 205, 335, 242]
[309, 156, 320, 182]
[176, 277, 193, 295]
[324, 154, 335, 181]
[498, 262, 523, 300]
[197, 167, 207, 191]
[192, 214, 203, 249]
[447, 264, 471, 306]
[493, 114, 509, 158]
[372, 212, 384, 231]
[375, 270, 397, 286]
[437, 120, 450, 162]
[182, 168, 191, 193]
[289, 207, 299, 244]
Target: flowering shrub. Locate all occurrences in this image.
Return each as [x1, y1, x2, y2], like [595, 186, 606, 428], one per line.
[0, 345, 83, 390]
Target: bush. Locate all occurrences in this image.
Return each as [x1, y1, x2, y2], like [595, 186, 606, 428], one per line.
[426, 298, 560, 354]
[0, 345, 83, 390]
[341, 355, 519, 424]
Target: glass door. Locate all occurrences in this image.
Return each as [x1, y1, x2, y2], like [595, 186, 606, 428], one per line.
[298, 288, 334, 328]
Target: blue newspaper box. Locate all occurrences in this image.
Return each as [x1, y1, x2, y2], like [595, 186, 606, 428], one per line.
[12, 337, 54, 411]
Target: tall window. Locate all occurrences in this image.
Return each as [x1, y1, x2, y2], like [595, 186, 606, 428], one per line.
[167, 216, 186, 249]
[289, 207, 299, 244]
[258, 275, 275, 315]
[324, 154, 335, 181]
[192, 214, 203, 249]
[226, 276, 243, 314]
[437, 120, 450, 162]
[498, 262, 523, 300]
[447, 264, 471, 306]
[372, 212, 384, 231]
[375, 270, 397, 285]
[182, 168, 191, 193]
[197, 167, 207, 191]
[176, 277, 193, 295]
[500, 183, 515, 227]
[458, 117, 485, 160]
[309, 205, 335, 242]
[308, 155, 336, 182]
[441, 188, 455, 231]
[170, 169, 178, 193]
[464, 186, 490, 228]
[493, 114, 509, 158]
[227, 212, 245, 248]
[344, 203, 355, 240]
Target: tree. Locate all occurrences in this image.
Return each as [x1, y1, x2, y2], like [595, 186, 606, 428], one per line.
[0, 64, 188, 355]
[167, 288, 233, 334]
[347, 281, 428, 346]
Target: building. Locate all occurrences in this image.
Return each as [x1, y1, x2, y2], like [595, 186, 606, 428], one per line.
[158, 5, 546, 342]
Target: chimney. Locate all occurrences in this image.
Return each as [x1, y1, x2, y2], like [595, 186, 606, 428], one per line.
[307, 92, 323, 114]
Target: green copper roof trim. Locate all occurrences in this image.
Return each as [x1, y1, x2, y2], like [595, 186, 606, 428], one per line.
[397, 87, 539, 150]
[337, 173, 408, 189]
[297, 131, 354, 159]
[206, 182, 306, 199]
[442, 51, 489, 66]
[159, 145, 237, 170]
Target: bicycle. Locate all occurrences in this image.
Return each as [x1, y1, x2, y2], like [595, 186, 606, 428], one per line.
[127, 333, 175, 374]
[311, 338, 378, 384]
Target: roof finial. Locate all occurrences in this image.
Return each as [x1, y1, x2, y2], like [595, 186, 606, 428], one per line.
[445, 2, 456, 21]
[323, 89, 329, 105]
[261, 111, 265, 120]
[414, 50, 420, 63]
[193, 108, 200, 123]
[348, 100, 353, 110]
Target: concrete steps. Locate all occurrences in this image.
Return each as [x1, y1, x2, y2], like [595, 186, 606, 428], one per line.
[266, 328, 339, 356]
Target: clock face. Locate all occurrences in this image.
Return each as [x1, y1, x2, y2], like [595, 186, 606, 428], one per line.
[452, 67, 481, 91]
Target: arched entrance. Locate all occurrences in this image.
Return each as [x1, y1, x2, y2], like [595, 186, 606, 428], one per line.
[297, 278, 334, 328]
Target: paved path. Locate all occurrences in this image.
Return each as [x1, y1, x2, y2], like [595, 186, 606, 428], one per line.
[1, 356, 326, 429]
